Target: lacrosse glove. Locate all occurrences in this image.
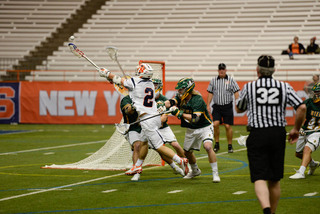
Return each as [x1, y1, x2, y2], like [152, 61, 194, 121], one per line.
[169, 106, 183, 119]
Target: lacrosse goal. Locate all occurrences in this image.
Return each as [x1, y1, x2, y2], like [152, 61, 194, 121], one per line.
[42, 60, 166, 170]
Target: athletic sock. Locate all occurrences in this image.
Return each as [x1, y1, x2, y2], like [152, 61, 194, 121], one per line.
[135, 159, 144, 167]
[263, 207, 271, 214]
[169, 162, 177, 169]
[172, 154, 182, 164]
[210, 162, 218, 172]
[299, 165, 306, 174]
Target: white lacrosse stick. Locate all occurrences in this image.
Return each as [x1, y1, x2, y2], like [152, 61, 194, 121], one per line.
[106, 46, 128, 79]
[115, 110, 172, 135]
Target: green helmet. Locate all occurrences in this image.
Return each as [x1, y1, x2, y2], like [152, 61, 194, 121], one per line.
[175, 77, 195, 101]
[312, 82, 320, 103]
[152, 78, 163, 94]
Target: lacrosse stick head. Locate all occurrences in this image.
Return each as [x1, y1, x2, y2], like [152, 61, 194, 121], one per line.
[115, 123, 130, 135]
[237, 135, 248, 146]
[68, 43, 84, 58]
[106, 46, 119, 62]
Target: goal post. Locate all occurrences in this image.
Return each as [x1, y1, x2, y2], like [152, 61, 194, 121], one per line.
[42, 60, 167, 171]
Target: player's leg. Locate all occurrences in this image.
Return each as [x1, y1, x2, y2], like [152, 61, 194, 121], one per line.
[203, 140, 220, 183]
[290, 132, 320, 178]
[159, 152, 184, 176]
[142, 116, 189, 175]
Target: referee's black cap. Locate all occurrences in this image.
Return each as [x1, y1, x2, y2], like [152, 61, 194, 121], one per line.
[257, 55, 275, 68]
[218, 63, 226, 70]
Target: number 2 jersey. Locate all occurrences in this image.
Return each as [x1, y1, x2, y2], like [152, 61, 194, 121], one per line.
[123, 76, 157, 116]
[301, 98, 320, 134]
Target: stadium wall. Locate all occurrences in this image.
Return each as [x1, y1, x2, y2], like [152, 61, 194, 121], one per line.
[0, 81, 308, 125]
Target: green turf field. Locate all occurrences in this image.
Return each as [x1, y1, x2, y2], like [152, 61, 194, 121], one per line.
[0, 124, 319, 214]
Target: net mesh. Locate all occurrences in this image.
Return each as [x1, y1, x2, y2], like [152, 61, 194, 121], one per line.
[43, 61, 166, 171]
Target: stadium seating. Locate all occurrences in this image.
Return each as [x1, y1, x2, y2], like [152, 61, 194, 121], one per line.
[0, 0, 319, 81]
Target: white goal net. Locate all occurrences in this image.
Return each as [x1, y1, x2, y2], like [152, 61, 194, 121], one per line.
[43, 61, 166, 171]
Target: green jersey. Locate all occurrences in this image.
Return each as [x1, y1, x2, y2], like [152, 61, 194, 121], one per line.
[302, 98, 320, 134]
[120, 95, 141, 133]
[175, 92, 212, 129]
[156, 94, 169, 129]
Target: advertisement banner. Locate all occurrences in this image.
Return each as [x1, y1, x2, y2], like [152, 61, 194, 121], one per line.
[18, 81, 308, 125]
[0, 82, 20, 124]
[20, 82, 122, 124]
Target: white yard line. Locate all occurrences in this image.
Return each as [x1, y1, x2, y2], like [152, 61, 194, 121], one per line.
[0, 140, 106, 156]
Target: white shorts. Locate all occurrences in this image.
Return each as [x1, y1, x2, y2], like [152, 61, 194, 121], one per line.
[140, 114, 165, 150]
[296, 132, 320, 153]
[183, 125, 214, 151]
[127, 130, 147, 146]
[159, 126, 177, 144]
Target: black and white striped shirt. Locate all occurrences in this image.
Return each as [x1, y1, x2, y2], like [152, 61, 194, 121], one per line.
[207, 75, 240, 105]
[237, 76, 303, 128]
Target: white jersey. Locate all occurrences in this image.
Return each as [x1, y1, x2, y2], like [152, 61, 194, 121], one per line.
[124, 76, 157, 116]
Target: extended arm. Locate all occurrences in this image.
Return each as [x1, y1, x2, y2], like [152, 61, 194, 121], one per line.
[288, 104, 306, 144]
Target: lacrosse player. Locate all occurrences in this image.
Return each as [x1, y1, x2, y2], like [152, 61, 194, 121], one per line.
[99, 63, 189, 176]
[164, 77, 220, 183]
[290, 82, 320, 179]
[121, 94, 185, 177]
[120, 95, 148, 178]
[153, 78, 186, 175]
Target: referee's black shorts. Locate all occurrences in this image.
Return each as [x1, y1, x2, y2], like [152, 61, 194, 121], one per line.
[212, 102, 234, 125]
[246, 127, 286, 183]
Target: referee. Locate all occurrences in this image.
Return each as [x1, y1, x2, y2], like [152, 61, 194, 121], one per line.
[207, 63, 240, 153]
[235, 55, 306, 214]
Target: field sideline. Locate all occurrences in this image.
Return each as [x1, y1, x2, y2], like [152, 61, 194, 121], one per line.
[0, 124, 319, 214]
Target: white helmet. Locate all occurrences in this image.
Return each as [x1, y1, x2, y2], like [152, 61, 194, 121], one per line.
[136, 63, 153, 79]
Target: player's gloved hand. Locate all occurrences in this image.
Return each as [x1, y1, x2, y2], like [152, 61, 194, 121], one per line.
[157, 101, 166, 113]
[169, 106, 183, 119]
[99, 67, 110, 78]
[299, 128, 306, 136]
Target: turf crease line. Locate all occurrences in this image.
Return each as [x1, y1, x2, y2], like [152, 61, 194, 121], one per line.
[0, 148, 247, 201]
[13, 196, 320, 214]
[0, 140, 106, 156]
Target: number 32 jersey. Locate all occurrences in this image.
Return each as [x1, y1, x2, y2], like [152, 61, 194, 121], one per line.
[238, 76, 303, 128]
[124, 77, 157, 116]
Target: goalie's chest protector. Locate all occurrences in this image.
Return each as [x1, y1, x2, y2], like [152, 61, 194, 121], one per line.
[125, 77, 157, 116]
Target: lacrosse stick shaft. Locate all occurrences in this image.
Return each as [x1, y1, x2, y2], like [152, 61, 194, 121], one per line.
[130, 110, 172, 126]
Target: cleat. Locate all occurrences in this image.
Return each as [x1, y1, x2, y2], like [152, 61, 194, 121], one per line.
[228, 146, 234, 153]
[289, 170, 305, 179]
[131, 173, 140, 181]
[213, 144, 220, 152]
[179, 158, 189, 176]
[308, 161, 320, 175]
[174, 166, 185, 177]
[213, 172, 220, 183]
[183, 168, 201, 179]
[125, 165, 142, 175]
